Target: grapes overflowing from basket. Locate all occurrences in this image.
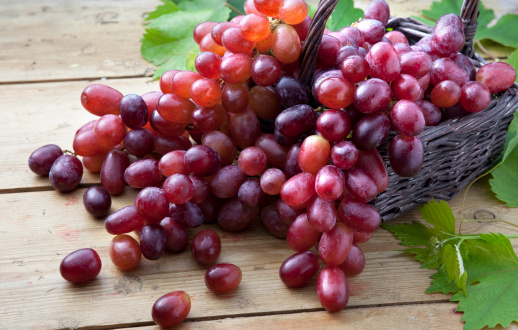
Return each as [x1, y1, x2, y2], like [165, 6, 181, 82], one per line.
[28, 0, 517, 326]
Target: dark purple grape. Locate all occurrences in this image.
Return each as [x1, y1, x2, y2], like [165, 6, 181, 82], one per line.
[153, 135, 192, 156]
[238, 178, 265, 207]
[274, 77, 311, 109]
[140, 224, 167, 260]
[352, 113, 391, 150]
[60, 248, 102, 283]
[161, 217, 189, 252]
[209, 165, 247, 199]
[101, 149, 130, 195]
[217, 197, 258, 232]
[191, 229, 221, 265]
[337, 197, 381, 233]
[339, 243, 366, 276]
[317, 34, 341, 67]
[28, 144, 63, 176]
[389, 134, 424, 177]
[169, 202, 205, 228]
[354, 78, 392, 114]
[205, 263, 242, 294]
[275, 104, 316, 137]
[123, 129, 155, 157]
[260, 203, 290, 238]
[418, 100, 442, 126]
[49, 155, 83, 193]
[356, 19, 385, 44]
[83, 186, 111, 218]
[284, 142, 302, 179]
[119, 94, 148, 129]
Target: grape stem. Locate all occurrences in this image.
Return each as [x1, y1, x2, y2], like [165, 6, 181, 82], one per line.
[475, 40, 498, 61]
[224, 3, 244, 16]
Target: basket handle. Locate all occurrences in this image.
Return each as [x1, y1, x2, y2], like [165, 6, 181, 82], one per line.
[299, 0, 339, 86]
[298, 0, 480, 87]
[460, 0, 479, 57]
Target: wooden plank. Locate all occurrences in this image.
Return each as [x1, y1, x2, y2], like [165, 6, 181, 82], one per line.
[0, 78, 158, 192]
[1, 0, 513, 83]
[132, 303, 468, 330]
[1, 179, 517, 329]
[0, 0, 161, 83]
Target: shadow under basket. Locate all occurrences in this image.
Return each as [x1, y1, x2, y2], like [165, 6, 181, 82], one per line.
[301, 0, 518, 222]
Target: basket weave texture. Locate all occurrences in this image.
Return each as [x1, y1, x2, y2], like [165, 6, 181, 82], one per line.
[300, 0, 518, 221]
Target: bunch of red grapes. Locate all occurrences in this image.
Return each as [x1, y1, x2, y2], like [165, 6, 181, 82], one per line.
[28, 0, 517, 327]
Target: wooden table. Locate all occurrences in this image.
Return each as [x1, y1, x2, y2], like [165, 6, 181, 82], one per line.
[1, 0, 517, 329]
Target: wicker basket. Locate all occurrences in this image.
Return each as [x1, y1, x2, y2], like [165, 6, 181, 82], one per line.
[299, 0, 518, 221]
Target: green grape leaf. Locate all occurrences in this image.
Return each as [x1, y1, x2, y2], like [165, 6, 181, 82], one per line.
[442, 243, 467, 294]
[508, 49, 518, 83]
[452, 233, 518, 330]
[426, 267, 461, 294]
[141, 0, 231, 79]
[326, 0, 364, 31]
[145, 0, 180, 21]
[414, 0, 518, 48]
[418, 199, 456, 236]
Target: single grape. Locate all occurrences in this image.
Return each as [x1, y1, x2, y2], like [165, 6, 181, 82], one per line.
[205, 263, 242, 294]
[83, 186, 111, 218]
[260, 168, 286, 195]
[238, 178, 265, 207]
[460, 81, 491, 113]
[352, 113, 391, 150]
[365, 42, 401, 82]
[390, 100, 426, 136]
[109, 234, 141, 270]
[60, 248, 102, 284]
[364, 0, 390, 25]
[100, 149, 129, 195]
[152, 291, 191, 328]
[105, 205, 146, 235]
[217, 197, 258, 232]
[275, 76, 311, 108]
[315, 165, 345, 202]
[140, 224, 167, 260]
[330, 141, 359, 170]
[135, 187, 169, 224]
[318, 222, 353, 266]
[298, 135, 330, 176]
[476, 61, 517, 93]
[184, 145, 221, 177]
[49, 155, 83, 193]
[337, 197, 381, 233]
[123, 129, 154, 157]
[287, 213, 321, 252]
[119, 94, 148, 129]
[339, 243, 366, 276]
[389, 134, 424, 177]
[316, 109, 352, 143]
[209, 165, 247, 199]
[124, 158, 163, 189]
[307, 196, 336, 233]
[28, 144, 63, 176]
[161, 217, 189, 252]
[81, 84, 122, 116]
[280, 172, 316, 208]
[317, 266, 349, 313]
[162, 174, 194, 205]
[279, 251, 319, 288]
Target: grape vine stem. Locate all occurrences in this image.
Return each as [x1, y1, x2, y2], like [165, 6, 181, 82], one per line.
[225, 3, 244, 16]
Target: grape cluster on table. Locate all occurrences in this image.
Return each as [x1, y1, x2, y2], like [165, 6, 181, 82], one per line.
[28, 0, 517, 327]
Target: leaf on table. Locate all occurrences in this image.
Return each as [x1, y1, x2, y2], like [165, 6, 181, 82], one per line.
[141, 0, 231, 79]
[426, 267, 460, 294]
[326, 0, 364, 31]
[452, 233, 518, 330]
[418, 199, 456, 236]
[508, 49, 518, 83]
[489, 148, 518, 206]
[442, 243, 467, 294]
[414, 0, 518, 48]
